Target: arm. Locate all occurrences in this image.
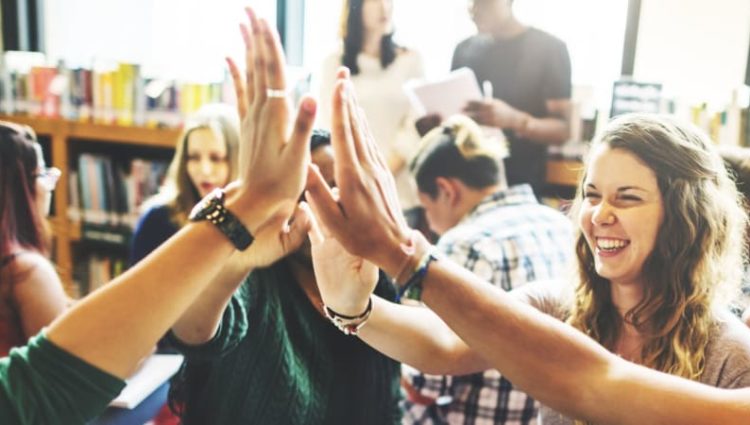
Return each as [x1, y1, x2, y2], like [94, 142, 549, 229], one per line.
[44, 7, 315, 380]
[463, 97, 571, 146]
[306, 71, 750, 425]
[420, 258, 750, 425]
[173, 20, 313, 345]
[10, 252, 68, 339]
[360, 296, 490, 375]
[304, 198, 490, 376]
[169, 258, 250, 346]
[516, 98, 571, 145]
[170, 204, 308, 345]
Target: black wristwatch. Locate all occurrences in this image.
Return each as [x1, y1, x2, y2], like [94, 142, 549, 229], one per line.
[188, 188, 254, 251]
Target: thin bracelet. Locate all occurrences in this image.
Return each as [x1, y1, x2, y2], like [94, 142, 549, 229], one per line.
[395, 249, 438, 303]
[323, 296, 373, 336]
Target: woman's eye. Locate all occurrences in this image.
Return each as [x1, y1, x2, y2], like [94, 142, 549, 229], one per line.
[618, 195, 642, 202]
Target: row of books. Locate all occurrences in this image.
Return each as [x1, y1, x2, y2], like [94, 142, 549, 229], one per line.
[72, 254, 127, 297]
[0, 52, 234, 128]
[690, 102, 750, 148]
[68, 153, 169, 243]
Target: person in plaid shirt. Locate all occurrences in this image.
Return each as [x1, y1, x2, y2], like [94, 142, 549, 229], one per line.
[402, 115, 574, 424]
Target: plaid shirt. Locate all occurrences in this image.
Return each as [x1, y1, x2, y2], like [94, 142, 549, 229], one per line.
[403, 185, 574, 425]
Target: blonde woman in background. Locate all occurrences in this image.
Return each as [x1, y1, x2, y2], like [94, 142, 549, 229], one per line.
[129, 104, 240, 266]
[317, 0, 424, 209]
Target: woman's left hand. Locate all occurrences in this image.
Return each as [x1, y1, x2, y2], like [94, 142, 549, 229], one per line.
[303, 191, 378, 317]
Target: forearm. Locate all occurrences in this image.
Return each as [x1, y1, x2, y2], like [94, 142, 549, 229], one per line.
[45, 222, 234, 379]
[358, 296, 490, 375]
[420, 259, 750, 424]
[516, 114, 570, 146]
[420, 259, 618, 420]
[171, 263, 251, 345]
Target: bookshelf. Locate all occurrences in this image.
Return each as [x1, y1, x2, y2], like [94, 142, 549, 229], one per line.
[0, 115, 180, 295]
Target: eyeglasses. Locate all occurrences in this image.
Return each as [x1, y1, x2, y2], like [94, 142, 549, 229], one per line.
[34, 167, 62, 191]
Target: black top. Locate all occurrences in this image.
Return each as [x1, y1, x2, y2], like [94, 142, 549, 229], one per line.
[129, 204, 179, 267]
[452, 27, 572, 192]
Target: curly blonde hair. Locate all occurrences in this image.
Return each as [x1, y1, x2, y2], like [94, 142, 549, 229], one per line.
[567, 114, 747, 384]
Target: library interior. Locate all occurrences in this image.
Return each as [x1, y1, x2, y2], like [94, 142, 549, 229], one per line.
[1, 0, 750, 424]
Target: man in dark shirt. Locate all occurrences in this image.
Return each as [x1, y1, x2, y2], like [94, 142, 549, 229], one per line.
[419, 0, 572, 195]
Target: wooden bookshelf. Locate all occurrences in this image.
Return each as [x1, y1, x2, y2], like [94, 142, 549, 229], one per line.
[0, 115, 180, 295]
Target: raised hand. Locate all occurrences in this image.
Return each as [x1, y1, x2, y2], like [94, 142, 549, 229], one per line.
[305, 69, 413, 278]
[304, 187, 378, 316]
[224, 7, 316, 264]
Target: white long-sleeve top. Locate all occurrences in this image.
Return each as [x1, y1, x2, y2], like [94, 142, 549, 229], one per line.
[317, 47, 425, 209]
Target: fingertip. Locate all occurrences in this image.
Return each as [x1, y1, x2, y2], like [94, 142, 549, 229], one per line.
[305, 164, 323, 191]
[300, 96, 317, 115]
[335, 66, 350, 79]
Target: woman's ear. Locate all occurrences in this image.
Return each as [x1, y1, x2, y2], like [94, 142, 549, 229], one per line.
[435, 176, 460, 206]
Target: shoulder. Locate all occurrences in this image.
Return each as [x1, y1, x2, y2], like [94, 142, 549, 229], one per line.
[5, 251, 56, 281]
[704, 313, 750, 388]
[6, 251, 63, 296]
[135, 204, 175, 231]
[511, 279, 570, 320]
[396, 46, 421, 60]
[525, 27, 569, 53]
[455, 35, 480, 52]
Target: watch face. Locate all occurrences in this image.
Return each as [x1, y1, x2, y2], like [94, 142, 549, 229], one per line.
[189, 188, 223, 221]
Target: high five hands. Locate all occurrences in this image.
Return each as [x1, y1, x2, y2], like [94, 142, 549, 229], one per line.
[223, 7, 316, 270]
[305, 68, 416, 314]
[222, 8, 416, 301]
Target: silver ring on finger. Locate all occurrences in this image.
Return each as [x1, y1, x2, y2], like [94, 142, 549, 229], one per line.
[266, 88, 287, 98]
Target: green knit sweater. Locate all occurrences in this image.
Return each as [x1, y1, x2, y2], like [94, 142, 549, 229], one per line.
[170, 260, 402, 425]
[0, 333, 125, 424]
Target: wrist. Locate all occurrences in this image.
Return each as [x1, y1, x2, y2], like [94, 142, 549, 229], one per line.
[324, 295, 371, 318]
[515, 113, 532, 136]
[391, 230, 432, 286]
[379, 229, 419, 279]
[223, 185, 276, 235]
[324, 296, 373, 336]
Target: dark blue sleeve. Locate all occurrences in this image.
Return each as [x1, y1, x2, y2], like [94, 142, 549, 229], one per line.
[129, 205, 179, 267]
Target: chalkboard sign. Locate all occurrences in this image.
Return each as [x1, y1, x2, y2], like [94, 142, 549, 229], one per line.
[610, 79, 662, 118]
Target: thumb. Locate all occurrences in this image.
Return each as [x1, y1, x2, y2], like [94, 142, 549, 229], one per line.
[305, 164, 343, 237]
[280, 204, 311, 255]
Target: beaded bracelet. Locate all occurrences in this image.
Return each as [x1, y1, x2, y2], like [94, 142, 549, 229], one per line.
[323, 296, 373, 336]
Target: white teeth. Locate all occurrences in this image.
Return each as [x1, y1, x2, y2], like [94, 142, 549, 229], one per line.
[596, 238, 628, 251]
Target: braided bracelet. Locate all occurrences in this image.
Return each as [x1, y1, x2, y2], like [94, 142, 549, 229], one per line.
[323, 296, 373, 336]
